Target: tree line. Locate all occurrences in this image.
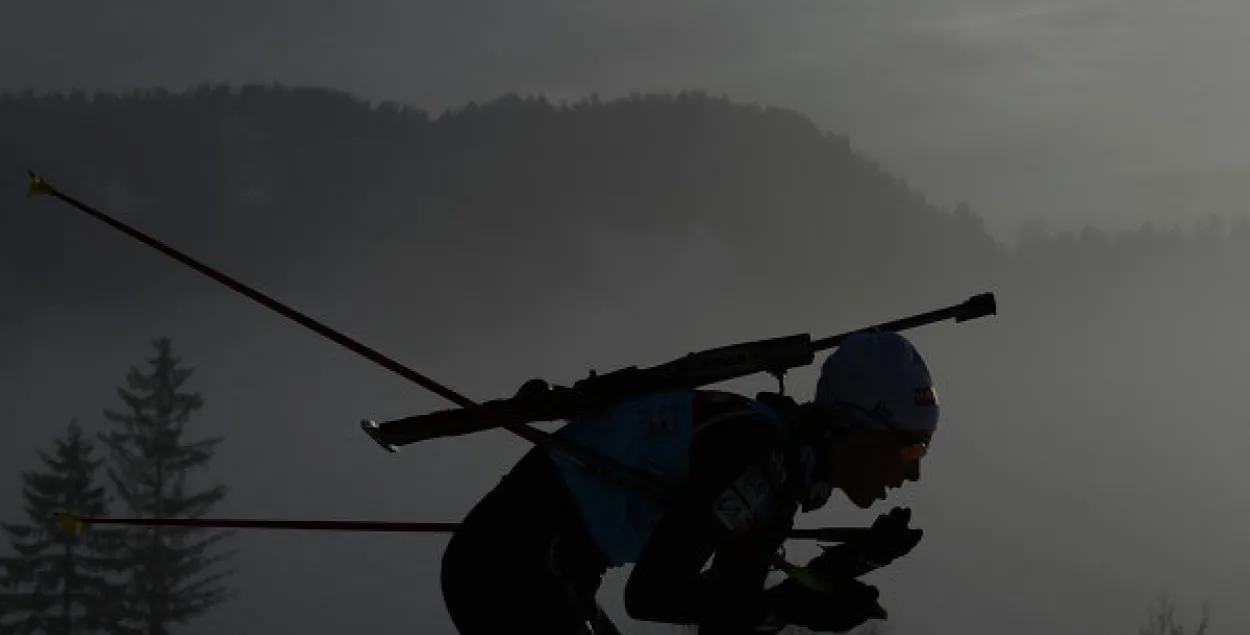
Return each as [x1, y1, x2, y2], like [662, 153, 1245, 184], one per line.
[0, 338, 232, 635]
[5, 83, 1249, 320]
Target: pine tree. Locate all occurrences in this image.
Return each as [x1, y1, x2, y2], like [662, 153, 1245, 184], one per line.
[0, 420, 124, 635]
[99, 337, 234, 635]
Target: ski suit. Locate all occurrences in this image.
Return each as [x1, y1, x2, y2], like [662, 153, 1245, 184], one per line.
[439, 388, 831, 635]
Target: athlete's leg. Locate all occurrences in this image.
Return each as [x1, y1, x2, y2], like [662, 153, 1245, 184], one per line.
[440, 448, 609, 635]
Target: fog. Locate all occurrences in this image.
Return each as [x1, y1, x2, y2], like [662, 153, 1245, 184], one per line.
[4, 2, 1249, 635]
[5, 0, 1250, 237]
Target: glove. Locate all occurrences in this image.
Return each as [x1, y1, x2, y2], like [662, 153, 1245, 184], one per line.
[764, 577, 887, 633]
[796, 507, 923, 583]
[854, 506, 923, 569]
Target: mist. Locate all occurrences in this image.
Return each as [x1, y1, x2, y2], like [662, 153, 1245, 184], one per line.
[4, 3, 1250, 635]
[5, 0, 1250, 238]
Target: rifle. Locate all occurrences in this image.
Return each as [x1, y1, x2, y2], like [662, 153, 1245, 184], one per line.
[361, 292, 996, 450]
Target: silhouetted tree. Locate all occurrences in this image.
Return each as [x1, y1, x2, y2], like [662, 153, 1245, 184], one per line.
[1138, 594, 1210, 635]
[99, 337, 234, 635]
[0, 420, 123, 635]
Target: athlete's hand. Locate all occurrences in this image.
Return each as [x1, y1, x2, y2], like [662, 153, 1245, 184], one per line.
[765, 577, 887, 633]
[856, 506, 923, 567]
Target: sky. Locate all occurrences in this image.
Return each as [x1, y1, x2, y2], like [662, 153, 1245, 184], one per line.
[3, 2, 1249, 635]
[5, 0, 1250, 239]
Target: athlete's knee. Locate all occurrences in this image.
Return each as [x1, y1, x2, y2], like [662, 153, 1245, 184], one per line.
[440, 529, 477, 591]
[440, 531, 492, 634]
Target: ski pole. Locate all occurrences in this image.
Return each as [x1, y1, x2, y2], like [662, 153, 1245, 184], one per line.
[25, 171, 483, 416]
[53, 513, 868, 543]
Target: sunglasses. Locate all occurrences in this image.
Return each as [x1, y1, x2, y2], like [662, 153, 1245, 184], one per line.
[825, 401, 930, 462]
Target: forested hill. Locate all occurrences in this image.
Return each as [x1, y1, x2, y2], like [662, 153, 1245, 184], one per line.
[0, 84, 989, 305]
[1, 83, 1247, 326]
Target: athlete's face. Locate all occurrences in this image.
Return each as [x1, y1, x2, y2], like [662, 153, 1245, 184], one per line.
[831, 430, 928, 508]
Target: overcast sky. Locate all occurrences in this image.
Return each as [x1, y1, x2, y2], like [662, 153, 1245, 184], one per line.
[5, 0, 1250, 238]
[4, 2, 1248, 635]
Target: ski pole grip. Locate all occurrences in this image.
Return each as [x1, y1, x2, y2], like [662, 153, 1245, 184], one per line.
[786, 526, 871, 543]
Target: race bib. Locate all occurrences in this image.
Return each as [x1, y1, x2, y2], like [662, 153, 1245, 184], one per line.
[713, 466, 778, 536]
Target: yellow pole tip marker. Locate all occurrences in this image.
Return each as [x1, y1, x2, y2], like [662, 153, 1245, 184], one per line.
[26, 170, 52, 198]
[53, 512, 86, 537]
[787, 566, 835, 593]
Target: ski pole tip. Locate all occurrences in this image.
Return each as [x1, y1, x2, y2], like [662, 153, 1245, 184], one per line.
[52, 511, 86, 537]
[26, 170, 52, 198]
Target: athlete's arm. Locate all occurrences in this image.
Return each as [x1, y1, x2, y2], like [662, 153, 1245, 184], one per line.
[623, 408, 795, 633]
